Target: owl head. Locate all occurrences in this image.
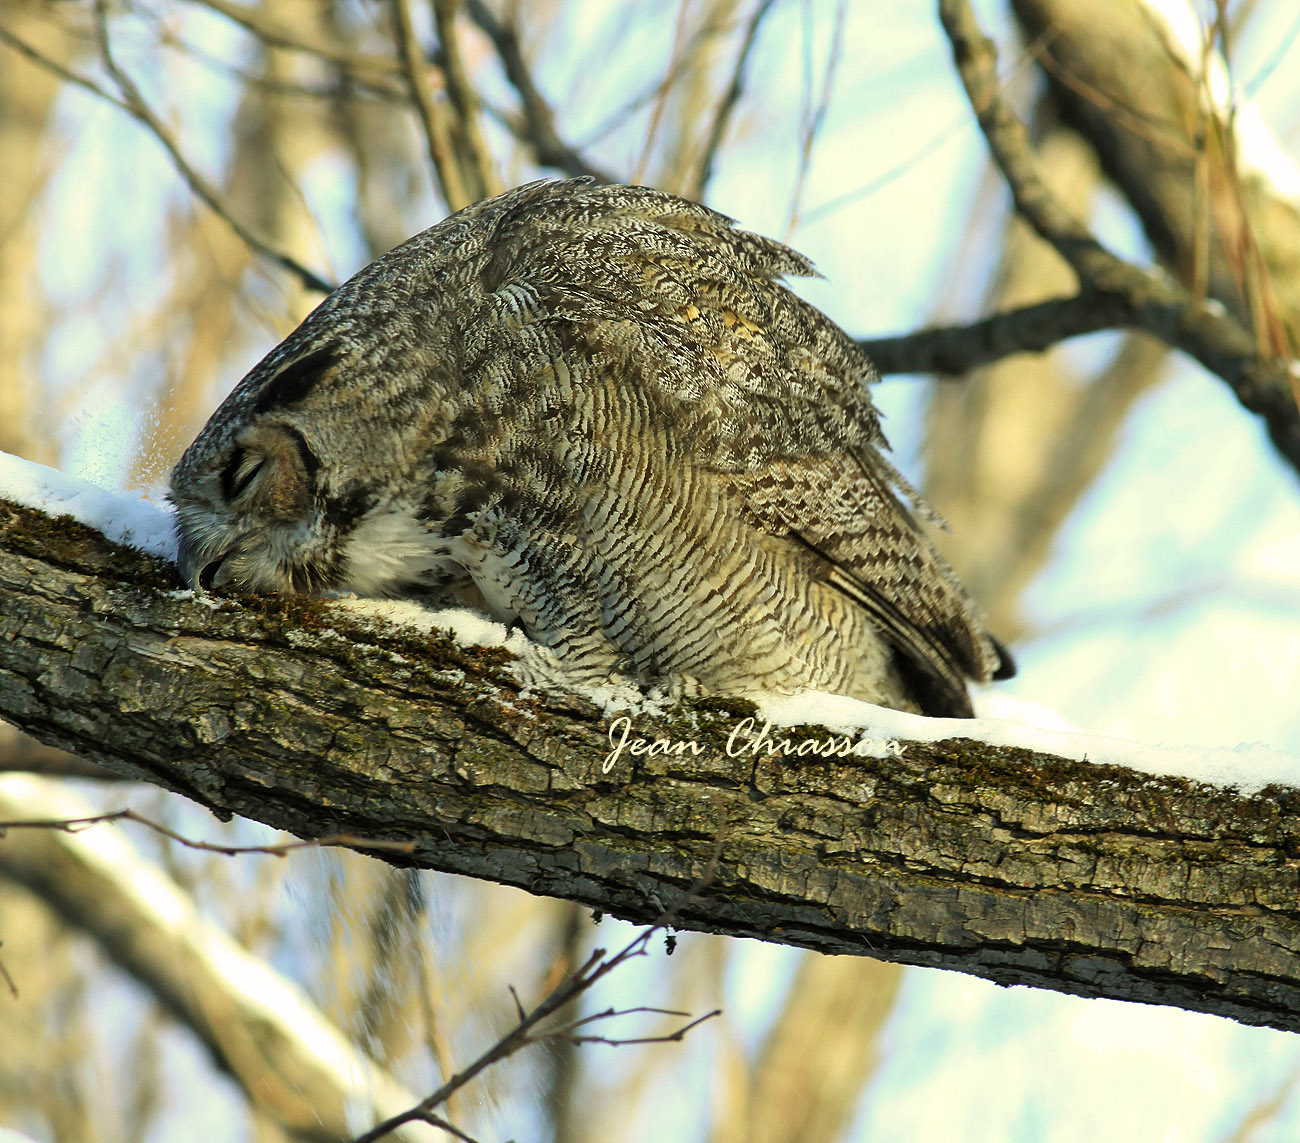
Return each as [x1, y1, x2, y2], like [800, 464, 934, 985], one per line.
[171, 343, 354, 593]
[169, 308, 468, 601]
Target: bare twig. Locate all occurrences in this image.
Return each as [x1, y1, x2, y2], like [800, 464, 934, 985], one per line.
[188, 0, 403, 91]
[349, 924, 719, 1143]
[0, 807, 417, 859]
[87, 1, 335, 294]
[1206, 12, 1291, 364]
[159, 25, 409, 103]
[554, 1003, 720, 1046]
[392, 0, 472, 211]
[1029, 39, 1199, 160]
[348, 813, 727, 1142]
[0, 21, 132, 112]
[634, 0, 693, 184]
[0, 942, 17, 999]
[786, 0, 846, 235]
[937, 0, 1300, 477]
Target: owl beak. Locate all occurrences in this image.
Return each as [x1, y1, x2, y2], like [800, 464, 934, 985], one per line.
[176, 534, 205, 590]
[176, 535, 228, 592]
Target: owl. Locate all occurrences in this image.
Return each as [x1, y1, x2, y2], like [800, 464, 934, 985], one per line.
[170, 179, 1013, 717]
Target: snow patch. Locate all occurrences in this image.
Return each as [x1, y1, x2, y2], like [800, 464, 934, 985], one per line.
[754, 689, 1300, 794]
[0, 450, 177, 560]
[333, 596, 527, 650]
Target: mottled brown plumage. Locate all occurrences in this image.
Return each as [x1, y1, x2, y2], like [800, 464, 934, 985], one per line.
[170, 179, 1012, 715]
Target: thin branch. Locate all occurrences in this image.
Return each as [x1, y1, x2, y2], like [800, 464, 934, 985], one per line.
[693, 0, 779, 196]
[348, 925, 717, 1143]
[351, 821, 728, 1143]
[801, 27, 1053, 226]
[0, 21, 133, 113]
[350, 817, 725, 1142]
[392, 0, 472, 211]
[0, 943, 17, 999]
[937, 0, 1300, 478]
[158, 26, 409, 104]
[562, 1008, 722, 1047]
[464, 0, 612, 181]
[785, 0, 846, 235]
[187, 0, 403, 91]
[859, 293, 1126, 375]
[88, 1, 335, 295]
[579, 8, 752, 151]
[0, 774, 440, 1141]
[1029, 36, 1198, 160]
[0, 807, 417, 858]
[433, 0, 499, 201]
[634, 0, 694, 185]
[558, 1004, 693, 1032]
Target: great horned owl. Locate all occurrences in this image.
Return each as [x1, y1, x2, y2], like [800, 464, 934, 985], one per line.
[170, 179, 1012, 717]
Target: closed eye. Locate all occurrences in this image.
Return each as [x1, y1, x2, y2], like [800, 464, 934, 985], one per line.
[221, 447, 266, 501]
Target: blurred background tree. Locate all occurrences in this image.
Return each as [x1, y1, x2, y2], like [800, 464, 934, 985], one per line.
[1, 1, 1299, 1140]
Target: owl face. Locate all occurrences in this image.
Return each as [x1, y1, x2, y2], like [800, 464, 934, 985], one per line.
[171, 419, 339, 594]
[171, 383, 469, 602]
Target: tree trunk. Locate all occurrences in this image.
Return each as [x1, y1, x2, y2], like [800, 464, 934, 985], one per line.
[3, 498, 1300, 1033]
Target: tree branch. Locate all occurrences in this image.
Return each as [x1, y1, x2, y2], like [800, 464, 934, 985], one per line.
[88, 0, 336, 296]
[937, 0, 1300, 478]
[392, 0, 473, 212]
[189, 0, 405, 93]
[3, 496, 1300, 1033]
[693, 0, 779, 198]
[0, 773, 440, 1143]
[432, 0, 499, 203]
[859, 292, 1124, 375]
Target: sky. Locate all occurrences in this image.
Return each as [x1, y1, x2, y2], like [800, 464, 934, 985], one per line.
[7, 1, 1300, 1141]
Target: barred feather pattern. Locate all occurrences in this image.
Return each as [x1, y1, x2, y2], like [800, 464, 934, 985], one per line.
[170, 179, 1012, 716]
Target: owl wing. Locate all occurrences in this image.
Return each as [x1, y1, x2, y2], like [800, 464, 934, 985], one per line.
[698, 278, 1009, 716]
[726, 455, 1007, 717]
[516, 185, 1007, 713]
[464, 182, 1009, 712]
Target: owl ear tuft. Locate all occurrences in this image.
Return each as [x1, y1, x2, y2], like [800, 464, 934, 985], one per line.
[223, 423, 319, 521]
[252, 345, 338, 415]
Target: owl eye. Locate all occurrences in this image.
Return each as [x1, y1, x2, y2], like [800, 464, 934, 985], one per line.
[222, 447, 266, 501]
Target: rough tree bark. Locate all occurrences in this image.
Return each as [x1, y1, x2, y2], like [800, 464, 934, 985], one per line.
[2, 497, 1300, 1035]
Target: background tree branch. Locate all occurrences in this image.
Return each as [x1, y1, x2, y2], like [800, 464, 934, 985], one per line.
[938, 0, 1300, 477]
[3, 496, 1299, 1035]
[0, 774, 441, 1143]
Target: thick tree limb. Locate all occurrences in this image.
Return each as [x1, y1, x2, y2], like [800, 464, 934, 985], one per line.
[3, 498, 1300, 1033]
